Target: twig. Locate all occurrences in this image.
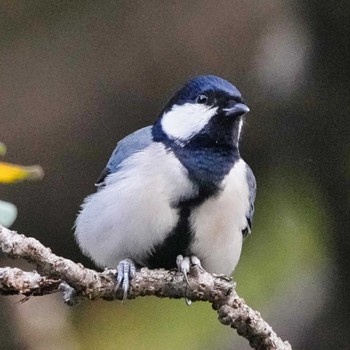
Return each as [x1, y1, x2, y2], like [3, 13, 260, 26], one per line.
[0, 224, 291, 350]
[0, 267, 60, 296]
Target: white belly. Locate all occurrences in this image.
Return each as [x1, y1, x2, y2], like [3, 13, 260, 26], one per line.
[189, 159, 250, 275]
[75, 143, 196, 268]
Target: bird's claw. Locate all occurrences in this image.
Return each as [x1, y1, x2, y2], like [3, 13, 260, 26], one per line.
[176, 255, 204, 284]
[189, 255, 205, 272]
[116, 259, 136, 301]
[176, 255, 191, 286]
[176, 255, 203, 306]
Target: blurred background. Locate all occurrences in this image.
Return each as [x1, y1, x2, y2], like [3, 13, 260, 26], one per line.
[1, 1, 349, 349]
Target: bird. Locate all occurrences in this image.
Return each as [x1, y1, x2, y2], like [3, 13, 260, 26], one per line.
[74, 75, 256, 299]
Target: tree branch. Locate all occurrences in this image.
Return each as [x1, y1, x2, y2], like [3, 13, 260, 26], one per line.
[0, 225, 292, 350]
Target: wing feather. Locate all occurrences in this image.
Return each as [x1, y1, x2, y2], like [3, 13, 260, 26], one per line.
[95, 126, 153, 187]
[242, 164, 256, 237]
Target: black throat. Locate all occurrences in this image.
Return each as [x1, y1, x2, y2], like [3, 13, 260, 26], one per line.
[152, 116, 241, 191]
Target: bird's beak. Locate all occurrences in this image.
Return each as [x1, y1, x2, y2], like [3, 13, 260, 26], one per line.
[223, 103, 250, 117]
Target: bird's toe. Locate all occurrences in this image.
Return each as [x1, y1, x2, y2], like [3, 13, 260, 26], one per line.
[189, 255, 204, 272]
[116, 259, 136, 301]
[176, 255, 191, 286]
[176, 254, 205, 306]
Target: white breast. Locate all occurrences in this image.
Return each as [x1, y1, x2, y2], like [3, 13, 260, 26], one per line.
[74, 143, 196, 268]
[189, 159, 250, 276]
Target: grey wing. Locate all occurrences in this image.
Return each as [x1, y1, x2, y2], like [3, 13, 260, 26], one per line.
[243, 164, 257, 238]
[95, 126, 153, 187]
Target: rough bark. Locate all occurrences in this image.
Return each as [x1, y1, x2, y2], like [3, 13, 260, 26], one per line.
[0, 225, 291, 350]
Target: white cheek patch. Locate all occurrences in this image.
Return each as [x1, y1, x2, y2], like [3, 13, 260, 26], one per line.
[161, 103, 218, 141]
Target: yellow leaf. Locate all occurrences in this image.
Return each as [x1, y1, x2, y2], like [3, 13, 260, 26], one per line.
[0, 162, 44, 183]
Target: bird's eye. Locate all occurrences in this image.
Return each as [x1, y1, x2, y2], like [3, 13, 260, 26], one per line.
[197, 93, 208, 104]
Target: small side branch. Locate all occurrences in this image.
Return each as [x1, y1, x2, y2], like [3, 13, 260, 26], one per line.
[0, 225, 291, 350]
[0, 267, 61, 296]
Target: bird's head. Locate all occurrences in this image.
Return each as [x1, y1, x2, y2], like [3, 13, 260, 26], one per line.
[153, 75, 250, 148]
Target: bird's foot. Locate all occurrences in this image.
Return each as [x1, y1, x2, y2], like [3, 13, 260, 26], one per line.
[59, 282, 80, 306]
[176, 255, 204, 306]
[176, 255, 204, 284]
[116, 259, 136, 301]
